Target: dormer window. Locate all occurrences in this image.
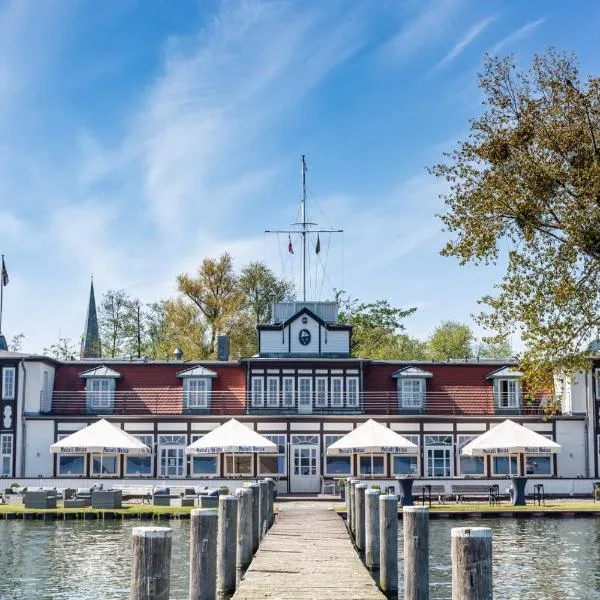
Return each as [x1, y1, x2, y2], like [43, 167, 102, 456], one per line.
[80, 366, 121, 414]
[392, 367, 433, 413]
[176, 365, 217, 413]
[487, 366, 523, 413]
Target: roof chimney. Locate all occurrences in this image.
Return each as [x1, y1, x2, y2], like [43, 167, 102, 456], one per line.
[173, 347, 183, 361]
[217, 335, 230, 361]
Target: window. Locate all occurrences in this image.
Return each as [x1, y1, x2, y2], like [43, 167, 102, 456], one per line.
[89, 379, 112, 409]
[2, 367, 15, 400]
[346, 377, 359, 408]
[158, 435, 186, 478]
[92, 455, 118, 476]
[392, 434, 419, 476]
[259, 435, 287, 476]
[1, 434, 13, 476]
[57, 433, 85, 476]
[494, 379, 521, 408]
[424, 435, 453, 478]
[324, 435, 352, 476]
[190, 434, 218, 476]
[331, 377, 343, 407]
[251, 377, 264, 407]
[359, 455, 385, 476]
[185, 379, 209, 409]
[457, 435, 485, 476]
[298, 377, 312, 409]
[267, 377, 280, 408]
[595, 369, 600, 400]
[125, 435, 154, 476]
[225, 455, 253, 475]
[525, 434, 553, 476]
[282, 377, 295, 407]
[315, 378, 328, 408]
[398, 379, 424, 409]
[492, 456, 518, 475]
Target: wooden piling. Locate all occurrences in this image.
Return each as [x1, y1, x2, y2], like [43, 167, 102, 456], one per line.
[264, 478, 275, 527]
[235, 488, 253, 577]
[403, 506, 429, 600]
[365, 488, 380, 569]
[355, 483, 367, 552]
[130, 526, 172, 600]
[348, 480, 356, 535]
[258, 480, 269, 541]
[189, 509, 218, 600]
[379, 494, 398, 599]
[451, 527, 493, 600]
[247, 483, 260, 553]
[217, 495, 238, 600]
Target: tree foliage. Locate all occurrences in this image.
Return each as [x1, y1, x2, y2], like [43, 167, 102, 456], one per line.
[43, 336, 77, 360]
[477, 336, 514, 359]
[428, 321, 474, 360]
[431, 49, 600, 387]
[99, 289, 137, 358]
[8, 333, 24, 352]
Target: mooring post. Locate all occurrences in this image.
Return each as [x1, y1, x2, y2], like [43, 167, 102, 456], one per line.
[130, 526, 172, 600]
[217, 495, 238, 600]
[404, 506, 429, 600]
[246, 483, 260, 554]
[451, 527, 493, 600]
[235, 488, 253, 581]
[258, 480, 269, 542]
[355, 483, 367, 552]
[348, 479, 357, 536]
[379, 494, 398, 599]
[264, 477, 275, 527]
[189, 509, 218, 600]
[365, 488, 381, 569]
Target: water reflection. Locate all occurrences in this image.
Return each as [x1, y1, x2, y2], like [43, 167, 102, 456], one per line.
[0, 518, 599, 599]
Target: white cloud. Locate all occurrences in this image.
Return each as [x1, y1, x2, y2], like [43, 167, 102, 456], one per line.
[489, 18, 546, 55]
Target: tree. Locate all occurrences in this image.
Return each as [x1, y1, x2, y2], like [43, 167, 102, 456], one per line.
[176, 253, 243, 356]
[8, 333, 24, 352]
[477, 336, 514, 359]
[428, 321, 474, 361]
[159, 298, 211, 360]
[430, 49, 600, 386]
[43, 336, 76, 360]
[239, 262, 295, 325]
[99, 290, 137, 358]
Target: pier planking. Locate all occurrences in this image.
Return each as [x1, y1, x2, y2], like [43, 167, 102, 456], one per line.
[233, 504, 385, 600]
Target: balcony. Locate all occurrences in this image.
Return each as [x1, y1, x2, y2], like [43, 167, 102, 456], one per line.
[41, 389, 546, 417]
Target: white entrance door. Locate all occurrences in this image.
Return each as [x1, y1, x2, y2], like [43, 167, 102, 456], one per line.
[290, 435, 320, 493]
[298, 377, 313, 414]
[426, 447, 452, 477]
[160, 447, 185, 477]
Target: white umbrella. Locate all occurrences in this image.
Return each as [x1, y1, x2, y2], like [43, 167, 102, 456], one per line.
[461, 419, 561, 476]
[186, 418, 277, 476]
[327, 419, 418, 477]
[50, 419, 150, 476]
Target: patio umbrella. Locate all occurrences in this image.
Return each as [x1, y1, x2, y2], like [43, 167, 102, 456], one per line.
[327, 419, 418, 477]
[50, 418, 151, 476]
[186, 418, 277, 476]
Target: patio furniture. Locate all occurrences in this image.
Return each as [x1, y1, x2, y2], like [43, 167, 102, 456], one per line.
[593, 482, 600, 502]
[92, 489, 122, 509]
[532, 484, 545, 506]
[153, 488, 171, 506]
[397, 477, 415, 506]
[62, 488, 76, 501]
[414, 484, 446, 507]
[74, 488, 92, 506]
[321, 477, 336, 495]
[489, 484, 501, 506]
[510, 476, 528, 506]
[199, 495, 219, 508]
[24, 490, 57, 509]
[451, 485, 495, 503]
[181, 488, 197, 507]
[64, 499, 88, 508]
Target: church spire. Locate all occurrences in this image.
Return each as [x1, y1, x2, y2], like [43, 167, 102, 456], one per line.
[80, 278, 101, 359]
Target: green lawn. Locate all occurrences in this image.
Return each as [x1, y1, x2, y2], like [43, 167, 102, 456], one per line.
[0, 504, 198, 516]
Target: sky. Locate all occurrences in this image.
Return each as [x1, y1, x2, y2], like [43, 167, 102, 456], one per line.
[2, 0, 600, 355]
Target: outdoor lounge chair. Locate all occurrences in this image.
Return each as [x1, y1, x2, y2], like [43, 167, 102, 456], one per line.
[91, 489, 122, 509]
[74, 488, 92, 506]
[24, 490, 57, 509]
[152, 487, 171, 506]
[181, 488, 197, 507]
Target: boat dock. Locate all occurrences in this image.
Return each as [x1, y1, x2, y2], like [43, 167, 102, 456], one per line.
[233, 502, 385, 600]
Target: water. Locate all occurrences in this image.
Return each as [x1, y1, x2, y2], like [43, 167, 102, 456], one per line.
[0, 518, 599, 599]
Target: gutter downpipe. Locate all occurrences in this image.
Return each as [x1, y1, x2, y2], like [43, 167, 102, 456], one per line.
[585, 368, 591, 478]
[19, 359, 26, 477]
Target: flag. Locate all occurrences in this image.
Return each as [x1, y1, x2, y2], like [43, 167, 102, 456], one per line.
[288, 236, 294, 254]
[1, 257, 7, 286]
[315, 234, 321, 254]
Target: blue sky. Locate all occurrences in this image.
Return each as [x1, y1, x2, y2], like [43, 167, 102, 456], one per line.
[2, 0, 600, 354]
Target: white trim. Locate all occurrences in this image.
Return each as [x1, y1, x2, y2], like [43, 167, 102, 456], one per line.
[251, 377, 264, 407]
[398, 378, 424, 409]
[185, 378, 209, 409]
[324, 434, 353, 476]
[267, 377, 280, 408]
[315, 377, 328, 408]
[282, 377, 295, 407]
[346, 377, 359, 408]
[224, 454, 254, 476]
[392, 434, 420, 476]
[89, 378, 112, 409]
[298, 377, 312, 414]
[0, 433, 13, 476]
[1, 367, 15, 400]
[358, 453, 386, 476]
[125, 434, 154, 477]
[258, 434, 287, 476]
[457, 434, 486, 476]
[331, 377, 343, 407]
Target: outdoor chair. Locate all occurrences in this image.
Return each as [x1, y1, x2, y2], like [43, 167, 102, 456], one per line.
[199, 495, 219, 508]
[24, 490, 57, 509]
[181, 488, 197, 507]
[92, 489, 122, 509]
[152, 487, 171, 506]
[74, 488, 92, 506]
[321, 477, 336, 495]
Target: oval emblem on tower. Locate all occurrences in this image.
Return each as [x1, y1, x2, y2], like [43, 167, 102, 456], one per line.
[299, 328, 311, 346]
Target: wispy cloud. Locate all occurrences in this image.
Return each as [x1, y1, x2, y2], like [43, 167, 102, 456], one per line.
[489, 17, 546, 55]
[431, 15, 497, 72]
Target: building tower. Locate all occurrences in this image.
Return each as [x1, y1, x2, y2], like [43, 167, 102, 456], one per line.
[80, 278, 101, 359]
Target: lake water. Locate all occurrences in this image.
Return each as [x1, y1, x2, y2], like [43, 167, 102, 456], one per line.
[0, 517, 599, 599]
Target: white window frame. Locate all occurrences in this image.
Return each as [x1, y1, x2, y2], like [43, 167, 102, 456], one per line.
[91, 454, 119, 476]
[457, 434, 486, 476]
[89, 378, 112, 409]
[524, 434, 553, 477]
[358, 454, 385, 476]
[282, 377, 295, 407]
[224, 454, 254, 476]
[251, 377, 264, 407]
[494, 378, 521, 408]
[399, 378, 424, 409]
[267, 377, 280, 408]
[490, 455, 519, 476]
[259, 434, 287, 476]
[424, 435, 453, 478]
[324, 434, 352, 476]
[346, 377, 359, 408]
[2, 367, 15, 400]
[298, 377, 312, 409]
[158, 434, 186, 478]
[190, 434, 219, 476]
[186, 378, 209, 409]
[1, 433, 13, 476]
[125, 434, 154, 477]
[315, 377, 328, 408]
[331, 377, 343, 407]
[56, 434, 86, 477]
[392, 433, 420, 476]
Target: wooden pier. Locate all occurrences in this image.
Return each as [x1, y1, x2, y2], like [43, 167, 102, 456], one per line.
[233, 503, 385, 600]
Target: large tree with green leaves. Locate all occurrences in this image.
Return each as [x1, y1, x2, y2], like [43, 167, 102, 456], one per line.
[431, 49, 600, 387]
[99, 289, 137, 358]
[428, 321, 474, 361]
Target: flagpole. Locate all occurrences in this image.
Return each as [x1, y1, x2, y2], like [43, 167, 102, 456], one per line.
[301, 155, 307, 301]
